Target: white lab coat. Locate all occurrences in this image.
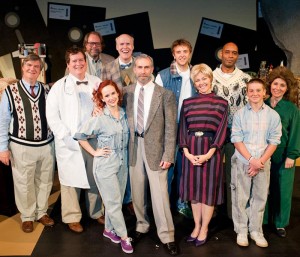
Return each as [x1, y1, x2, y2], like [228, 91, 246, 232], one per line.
[46, 73, 101, 188]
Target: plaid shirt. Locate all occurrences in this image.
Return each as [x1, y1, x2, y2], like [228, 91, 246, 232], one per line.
[231, 102, 282, 164]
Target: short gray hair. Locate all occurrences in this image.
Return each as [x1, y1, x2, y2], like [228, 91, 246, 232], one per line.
[133, 54, 154, 67]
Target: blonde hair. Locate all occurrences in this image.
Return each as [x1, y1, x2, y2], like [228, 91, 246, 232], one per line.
[190, 63, 213, 83]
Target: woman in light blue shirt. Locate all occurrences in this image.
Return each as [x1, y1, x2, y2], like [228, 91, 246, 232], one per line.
[74, 80, 133, 254]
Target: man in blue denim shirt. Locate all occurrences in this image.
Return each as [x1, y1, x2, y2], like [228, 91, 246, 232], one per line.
[155, 39, 196, 218]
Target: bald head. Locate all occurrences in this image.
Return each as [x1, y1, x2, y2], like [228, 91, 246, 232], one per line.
[116, 34, 134, 63]
[222, 42, 238, 52]
[221, 42, 239, 73]
[116, 34, 134, 44]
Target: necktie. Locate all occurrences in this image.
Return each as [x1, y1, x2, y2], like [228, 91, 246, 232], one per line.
[30, 86, 36, 97]
[76, 81, 88, 85]
[137, 87, 144, 134]
[120, 63, 132, 70]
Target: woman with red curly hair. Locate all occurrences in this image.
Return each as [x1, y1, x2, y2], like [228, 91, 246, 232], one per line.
[74, 80, 133, 254]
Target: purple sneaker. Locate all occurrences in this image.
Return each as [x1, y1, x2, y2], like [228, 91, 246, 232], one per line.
[121, 237, 133, 254]
[103, 229, 121, 243]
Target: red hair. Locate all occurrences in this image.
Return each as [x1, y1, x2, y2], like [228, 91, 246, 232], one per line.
[93, 80, 122, 108]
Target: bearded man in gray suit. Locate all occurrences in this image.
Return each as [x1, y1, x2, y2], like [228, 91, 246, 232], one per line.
[123, 54, 178, 256]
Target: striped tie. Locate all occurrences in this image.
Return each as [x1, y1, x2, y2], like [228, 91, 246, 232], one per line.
[137, 87, 144, 134]
[30, 86, 36, 97]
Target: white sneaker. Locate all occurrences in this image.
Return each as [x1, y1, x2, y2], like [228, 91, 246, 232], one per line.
[250, 231, 268, 247]
[237, 233, 249, 247]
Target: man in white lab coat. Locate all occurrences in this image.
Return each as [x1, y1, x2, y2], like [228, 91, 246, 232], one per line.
[46, 46, 103, 233]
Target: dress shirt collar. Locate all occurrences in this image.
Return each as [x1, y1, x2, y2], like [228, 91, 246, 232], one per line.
[21, 79, 38, 90]
[119, 58, 133, 67]
[68, 73, 88, 85]
[267, 97, 285, 108]
[136, 80, 154, 91]
[86, 52, 101, 64]
[246, 102, 266, 111]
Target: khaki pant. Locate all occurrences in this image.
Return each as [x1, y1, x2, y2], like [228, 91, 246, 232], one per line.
[61, 138, 103, 223]
[130, 137, 175, 244]
[10, 141, 55, 222]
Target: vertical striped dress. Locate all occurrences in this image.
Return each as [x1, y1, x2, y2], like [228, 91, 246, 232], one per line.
[179, 92, 228, 206]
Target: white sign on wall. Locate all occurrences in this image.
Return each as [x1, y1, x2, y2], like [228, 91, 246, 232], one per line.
[236, 54, 250, 69]
[200, 19, 223, 38]
[94, 20, 116, 36]
[49, 4, 71, 20]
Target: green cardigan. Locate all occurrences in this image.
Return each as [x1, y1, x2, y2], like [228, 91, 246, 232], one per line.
[265, 98, 300, 163]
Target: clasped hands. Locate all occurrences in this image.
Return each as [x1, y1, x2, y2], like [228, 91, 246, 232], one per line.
[248, 157, 264, 177]
[186, 153, 208, 166]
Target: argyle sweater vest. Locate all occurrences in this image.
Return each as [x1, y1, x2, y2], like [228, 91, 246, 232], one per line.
[120, 66, 135, 86]
[5, 81, 53, 147]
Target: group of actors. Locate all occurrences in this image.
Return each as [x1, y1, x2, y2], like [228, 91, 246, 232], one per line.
[0, 31, 299, 256]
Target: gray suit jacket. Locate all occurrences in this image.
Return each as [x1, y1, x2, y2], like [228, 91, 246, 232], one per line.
[123, 83, 177, 171]
[99, 53, 115, 65]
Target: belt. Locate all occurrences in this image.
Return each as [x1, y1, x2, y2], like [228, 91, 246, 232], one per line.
[188, 131, 215, 137]
[135, 132, 144, 138]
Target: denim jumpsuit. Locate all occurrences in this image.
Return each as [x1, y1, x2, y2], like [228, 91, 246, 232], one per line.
[75, 107, 129, 237]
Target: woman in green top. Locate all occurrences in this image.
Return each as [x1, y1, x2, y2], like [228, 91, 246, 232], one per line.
[264, 66, 300, 238]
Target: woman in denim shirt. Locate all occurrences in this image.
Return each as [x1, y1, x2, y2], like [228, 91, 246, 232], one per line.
[74, 80, 133, 254]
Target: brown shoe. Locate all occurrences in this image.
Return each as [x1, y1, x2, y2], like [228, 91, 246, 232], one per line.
[97, 215, 105, 225]
[22, 221, 33, 233]
[38, 215, 54, 226]
[68, 222, 83, 233]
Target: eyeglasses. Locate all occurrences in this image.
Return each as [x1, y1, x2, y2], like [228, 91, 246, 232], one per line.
[87, 42, 101, 47]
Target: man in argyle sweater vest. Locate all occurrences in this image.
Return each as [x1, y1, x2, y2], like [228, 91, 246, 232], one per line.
[0, 54, 55, 233]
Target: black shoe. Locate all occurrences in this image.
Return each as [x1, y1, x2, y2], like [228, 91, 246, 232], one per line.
[276, 228, 286, 238]
[131, 231, 147, 245]
[126, 202, 135, 216]
[164, 242, 178, 256]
